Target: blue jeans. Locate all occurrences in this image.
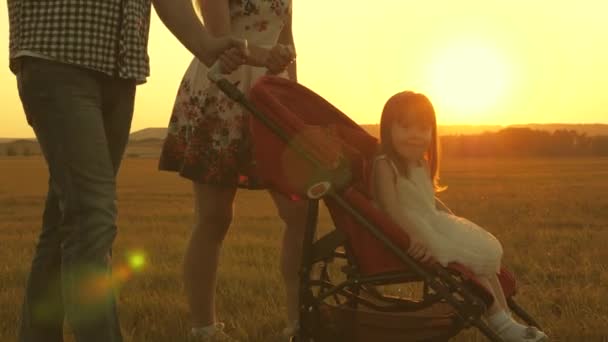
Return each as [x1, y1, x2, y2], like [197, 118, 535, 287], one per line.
[16, 57, 136, 342]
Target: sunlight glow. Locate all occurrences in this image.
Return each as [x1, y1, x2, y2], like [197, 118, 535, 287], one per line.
[425, 40, 512, 122]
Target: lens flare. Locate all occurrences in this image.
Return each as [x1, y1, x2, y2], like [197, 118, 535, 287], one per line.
[127, 251, 146, 272]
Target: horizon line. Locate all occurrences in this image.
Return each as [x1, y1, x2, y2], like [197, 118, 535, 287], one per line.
[3, 122, 608, 140]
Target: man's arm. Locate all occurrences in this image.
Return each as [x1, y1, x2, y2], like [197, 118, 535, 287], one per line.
[152, 0, 243, 66]
[198, 0, 270, 68]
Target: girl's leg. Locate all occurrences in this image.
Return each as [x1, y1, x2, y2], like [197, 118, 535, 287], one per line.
[185, 183, 237, 327]
[477, 274, 548, 341]
[489, 274, 510, 311]
[475, 275, 509, 317]
[269, 192, 310, 329]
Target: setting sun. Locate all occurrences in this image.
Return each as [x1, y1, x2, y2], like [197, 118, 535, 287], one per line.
[425, 40, 512, 123]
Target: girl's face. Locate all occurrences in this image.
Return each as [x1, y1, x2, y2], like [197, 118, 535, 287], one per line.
[391, 120, 432, 162]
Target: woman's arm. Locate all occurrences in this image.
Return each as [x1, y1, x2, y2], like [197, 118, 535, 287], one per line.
[276, 12, 297, 81]
[152, 0, 243, 66]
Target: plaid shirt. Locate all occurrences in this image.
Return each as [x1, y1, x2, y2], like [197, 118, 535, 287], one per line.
[8, 0, 152, 83]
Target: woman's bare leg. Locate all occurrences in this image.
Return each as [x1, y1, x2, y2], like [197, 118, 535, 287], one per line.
[185, 183, 237, 327]
[269, 192, 309, 326]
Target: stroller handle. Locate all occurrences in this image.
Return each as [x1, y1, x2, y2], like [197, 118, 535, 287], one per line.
[207, 60, 224, 83]
[205, 56, 350, 189]
[207, 60, 226, 83]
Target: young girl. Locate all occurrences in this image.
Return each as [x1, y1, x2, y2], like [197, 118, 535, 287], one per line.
[371, 91, 548, 342]
[158, 0, 302, 341]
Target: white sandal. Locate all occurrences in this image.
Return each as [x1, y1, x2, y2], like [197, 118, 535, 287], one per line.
[281, 320, 299, 341]
[190, 322, 238, 342]
[522, 326, 548, 341]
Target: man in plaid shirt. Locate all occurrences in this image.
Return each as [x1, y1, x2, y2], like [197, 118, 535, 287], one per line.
[7, 1, 245, 341]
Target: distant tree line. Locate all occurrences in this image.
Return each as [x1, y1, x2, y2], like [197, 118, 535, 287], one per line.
[2, 128, 608, 158]
[0, 141, 40, 156]
[440, 128, 608, 157]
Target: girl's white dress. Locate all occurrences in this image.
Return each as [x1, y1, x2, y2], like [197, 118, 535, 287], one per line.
[376, 155, 503, 276]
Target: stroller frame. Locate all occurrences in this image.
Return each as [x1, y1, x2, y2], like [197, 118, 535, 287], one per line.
[212, 76, 542, 341]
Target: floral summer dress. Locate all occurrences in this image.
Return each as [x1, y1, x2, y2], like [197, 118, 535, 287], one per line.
[158, 0, 292, 187]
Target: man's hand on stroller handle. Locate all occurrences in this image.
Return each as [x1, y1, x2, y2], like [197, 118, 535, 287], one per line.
[217, 47, 247, 74]
[208, 39, 249, 82]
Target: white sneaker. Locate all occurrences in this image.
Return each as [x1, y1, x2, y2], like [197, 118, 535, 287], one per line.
[190, 322, 238, 342]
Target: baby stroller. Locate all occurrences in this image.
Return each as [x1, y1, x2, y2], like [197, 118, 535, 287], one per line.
[209, 70, 543, 341]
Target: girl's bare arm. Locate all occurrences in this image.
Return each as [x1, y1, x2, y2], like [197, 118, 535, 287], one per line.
[435, 197, 454, 215]
[373, 159, 421, 235]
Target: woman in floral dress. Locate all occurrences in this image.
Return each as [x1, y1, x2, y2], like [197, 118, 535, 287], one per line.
[158, 0, 303, 340]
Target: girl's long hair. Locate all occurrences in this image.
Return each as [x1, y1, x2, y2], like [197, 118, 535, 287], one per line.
[379, 91, 445, 192]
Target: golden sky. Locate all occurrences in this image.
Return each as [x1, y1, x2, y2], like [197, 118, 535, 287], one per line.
[2, 0, 608, 138]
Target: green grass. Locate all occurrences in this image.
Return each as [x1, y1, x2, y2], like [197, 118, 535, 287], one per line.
[1, 157, 607, 341]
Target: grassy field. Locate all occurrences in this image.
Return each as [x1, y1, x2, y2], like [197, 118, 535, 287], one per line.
[1, 157, 607, 341]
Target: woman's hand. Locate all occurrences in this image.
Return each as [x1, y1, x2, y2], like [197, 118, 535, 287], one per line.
[265, 44, 296, 75]
[217, 46, 247, 73]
